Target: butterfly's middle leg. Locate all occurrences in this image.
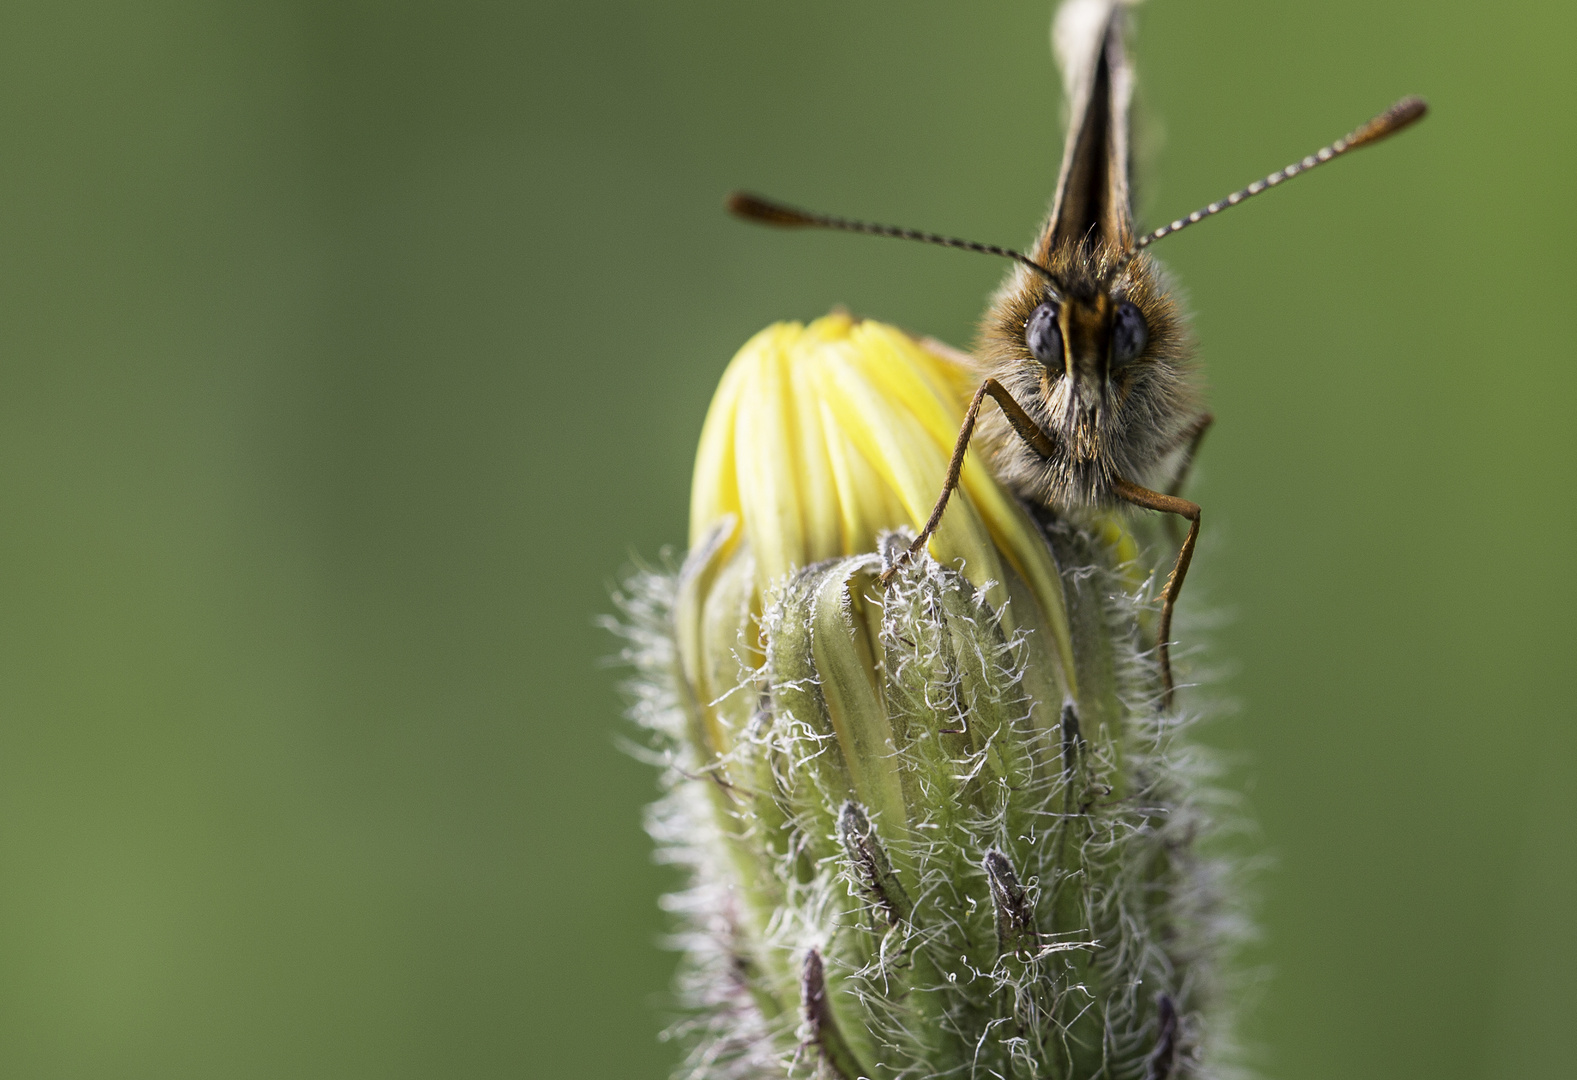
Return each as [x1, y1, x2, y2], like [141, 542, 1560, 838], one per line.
[1163, 412, 1213, 546]
[1111, 476, 1200, 708]
[878, 379, 1056, 586]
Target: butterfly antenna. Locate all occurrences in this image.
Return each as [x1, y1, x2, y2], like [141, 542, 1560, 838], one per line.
[1113, 96, 1427, 273]
[727, 192, 1058, 284]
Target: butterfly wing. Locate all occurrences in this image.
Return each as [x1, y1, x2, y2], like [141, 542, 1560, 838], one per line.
[1039, 0, 1136, 259]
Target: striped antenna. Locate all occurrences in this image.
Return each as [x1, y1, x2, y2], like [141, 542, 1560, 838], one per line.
[1129, 96, 1427, 255]
[727, 192, 1059, 285]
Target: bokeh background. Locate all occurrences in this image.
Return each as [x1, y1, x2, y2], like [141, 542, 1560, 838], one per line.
[0, 1, 1571, 1077]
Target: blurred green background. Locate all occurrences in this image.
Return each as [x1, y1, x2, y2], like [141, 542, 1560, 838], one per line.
[0, 1, 1570, 1077]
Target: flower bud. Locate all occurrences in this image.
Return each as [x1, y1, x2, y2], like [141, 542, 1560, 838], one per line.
[618, 314, 1236, 1079]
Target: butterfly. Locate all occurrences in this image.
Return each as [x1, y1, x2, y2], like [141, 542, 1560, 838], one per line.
[728, 0, 1424, 705]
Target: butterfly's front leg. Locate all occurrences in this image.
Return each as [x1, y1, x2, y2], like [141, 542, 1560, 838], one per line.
[878, 379, 1056, 586]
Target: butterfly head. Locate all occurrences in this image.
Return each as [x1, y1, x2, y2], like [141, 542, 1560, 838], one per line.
[978, 241, 1192, 474]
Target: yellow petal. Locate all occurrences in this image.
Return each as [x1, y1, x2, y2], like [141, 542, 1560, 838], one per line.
[689, 312, 1080, 697]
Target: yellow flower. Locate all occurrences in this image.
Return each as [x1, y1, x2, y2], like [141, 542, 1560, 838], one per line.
[687, 311, 1076, 690]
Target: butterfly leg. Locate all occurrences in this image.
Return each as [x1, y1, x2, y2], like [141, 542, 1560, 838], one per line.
[1163, 412, 1213, 546]
[1112, 476, 1201, 708]
[878, 379, 1056, 587]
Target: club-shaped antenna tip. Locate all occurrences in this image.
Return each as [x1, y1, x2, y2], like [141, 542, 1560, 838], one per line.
[726, 191, 813, 227]
[1350, 96, 1428, 148]
[1396, 95, 1428, 121]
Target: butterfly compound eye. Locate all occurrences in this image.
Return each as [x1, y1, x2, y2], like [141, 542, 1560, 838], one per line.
[1025, 301, 1063, 367]
[1111, 301, 1148, 366]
